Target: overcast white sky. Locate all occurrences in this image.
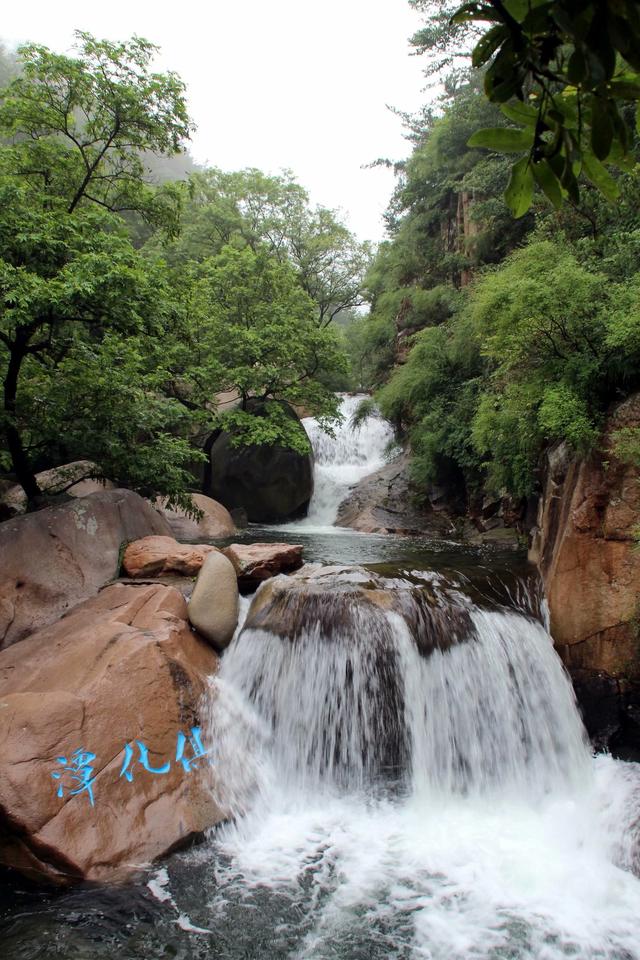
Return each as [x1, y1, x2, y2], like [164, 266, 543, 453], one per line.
[1, 1, 429, 243]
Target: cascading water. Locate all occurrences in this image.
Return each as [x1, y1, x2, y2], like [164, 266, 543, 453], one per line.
[117, 395, 640, 958]
[179, 578, 640, 960]
[287, 393, 396, 530]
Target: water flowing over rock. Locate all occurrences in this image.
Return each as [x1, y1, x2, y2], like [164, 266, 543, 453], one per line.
[181, 565, 640, 959]
[225, 567, 588, 797]
[291, 394, 396, 530]
[0, 489, 172, 650]
[0, 583, 224, 884]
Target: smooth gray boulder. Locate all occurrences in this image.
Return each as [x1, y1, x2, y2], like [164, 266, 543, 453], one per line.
[188, 551, 239, 651]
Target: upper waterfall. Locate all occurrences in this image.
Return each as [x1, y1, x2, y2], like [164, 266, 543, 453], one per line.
[290, 394, 395, 530]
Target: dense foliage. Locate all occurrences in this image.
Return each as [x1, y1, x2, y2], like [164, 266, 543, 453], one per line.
[0, 33, 362, 506]
[411, 1, 640, 216]
[352, 31, 640, 508]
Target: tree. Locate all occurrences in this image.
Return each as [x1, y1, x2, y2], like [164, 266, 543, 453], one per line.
[0, 32, 190, 224]
[411, 1, 640, 215]
[147, 167, 371, 327]
[162, 245, 347, 450]
[0, 33, 192, 503]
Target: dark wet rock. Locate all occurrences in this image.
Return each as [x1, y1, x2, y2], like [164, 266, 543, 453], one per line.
[335, 452, 457, 536]
[207, 401, 313, 523]
[244, 567, 476, 656]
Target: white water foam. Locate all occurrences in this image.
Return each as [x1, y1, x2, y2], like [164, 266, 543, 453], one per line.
[195, 595, 640, 958]
[281, 393, 396, 532]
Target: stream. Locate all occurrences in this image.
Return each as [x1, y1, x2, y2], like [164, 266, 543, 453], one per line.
[2, 395, 640, 959]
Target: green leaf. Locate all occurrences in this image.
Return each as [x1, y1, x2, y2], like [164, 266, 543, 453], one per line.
[590, 96, 614, 160]
[451, 3, 497, 25]
[608, 77, 640, 99]
[582, 152, 620, 200]
[472, 25, 507, 68]
[567, 49, 587, 84]
[467, 126, 534, 152]
[532, 160, 563, 209]
[504, 156, 534, 218]
[503, 0, 529, 19]
[500, 102, 539, 126]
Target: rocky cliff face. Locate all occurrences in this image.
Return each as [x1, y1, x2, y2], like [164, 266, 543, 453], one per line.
[530, 395, 640, 753]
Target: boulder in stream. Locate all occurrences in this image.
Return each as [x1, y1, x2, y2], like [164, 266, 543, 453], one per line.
[0, 582, 224, 884]
[207, 400, 313, 523]
[188, 550, 240, 651]
[122, 536, 218, 578]
[223, 542, 304, 592]
[154, 493, 236, 540]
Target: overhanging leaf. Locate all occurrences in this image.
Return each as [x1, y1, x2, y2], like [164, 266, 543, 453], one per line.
[500, 102, 539, 126]
[582, 152, 620, 200]
[532, 160, 563, 209]
[504, 157, 534, 218]
[467, 126, 534, 152]
[472, 25, 508, 68]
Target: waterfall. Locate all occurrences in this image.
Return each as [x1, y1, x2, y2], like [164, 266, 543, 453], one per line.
[289, 393, 395, 529]
[212, 585, 590, 802]
[197, 580, 640, 959]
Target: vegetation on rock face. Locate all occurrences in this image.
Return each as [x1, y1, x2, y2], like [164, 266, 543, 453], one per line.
[350, 3, 640, 509]
[0, 33, 360, 507]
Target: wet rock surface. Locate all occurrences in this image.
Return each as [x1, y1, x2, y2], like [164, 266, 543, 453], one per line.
[222, 542, 304, 592]
[335, 452, 462, 536]
[244, 566, 476, 656]
[532, 394, 640, 751]
[0, 582, 224, 884]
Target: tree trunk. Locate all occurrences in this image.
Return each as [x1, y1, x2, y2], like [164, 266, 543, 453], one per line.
[3, 339, 41, 505]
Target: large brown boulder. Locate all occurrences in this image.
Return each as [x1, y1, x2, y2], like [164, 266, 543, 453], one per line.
[0, 582, 224, 884]
[154, 493, 236, 540]
[122, 536, 217, 578]
[223, 542, 304, 592]
[531, 394, 640, 748]
[1, 461, 115, 516]
[0, 489, 172, 650]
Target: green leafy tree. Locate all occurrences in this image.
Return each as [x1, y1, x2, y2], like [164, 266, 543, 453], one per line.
[163, 245, 347, 450]
[0, 32, 190, 224]
[0, 33, 192, 503]
[148, 167, 371, 327]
